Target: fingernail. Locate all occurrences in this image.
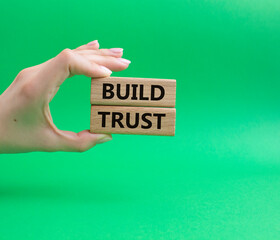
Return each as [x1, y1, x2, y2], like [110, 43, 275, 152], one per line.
[110, 48, 123, 53]
[118, 58, 131, 64]
[100, 66, 112, 74]
[87, 40, 98, 46]
[96, 135, 112, 144]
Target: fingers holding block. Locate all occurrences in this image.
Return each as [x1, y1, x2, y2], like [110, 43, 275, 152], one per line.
[90, 106, 176, 136]
[91, 77, 176, 107]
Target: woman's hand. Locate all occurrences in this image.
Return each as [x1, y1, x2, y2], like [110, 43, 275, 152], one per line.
[0, 40, 131, 153]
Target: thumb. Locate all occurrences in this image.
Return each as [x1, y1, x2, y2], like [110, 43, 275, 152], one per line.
[56, 129, 112, 152]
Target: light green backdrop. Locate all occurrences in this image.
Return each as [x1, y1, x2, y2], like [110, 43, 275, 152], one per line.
[0, 0, 280, 239]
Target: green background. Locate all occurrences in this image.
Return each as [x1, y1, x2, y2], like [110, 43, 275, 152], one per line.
[0, 0, 280, 239]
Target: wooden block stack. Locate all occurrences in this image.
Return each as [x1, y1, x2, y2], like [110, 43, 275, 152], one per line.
[90, 77, 176, 136]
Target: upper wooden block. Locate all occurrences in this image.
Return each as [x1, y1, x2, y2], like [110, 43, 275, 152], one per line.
[91, 77, 176, 107]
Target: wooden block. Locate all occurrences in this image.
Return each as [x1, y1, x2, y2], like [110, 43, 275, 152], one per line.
[91, 77, 176, 107]
[90, 105, 176, 136]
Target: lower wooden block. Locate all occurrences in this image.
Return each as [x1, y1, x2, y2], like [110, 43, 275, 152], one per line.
[90, 105, 176, 136]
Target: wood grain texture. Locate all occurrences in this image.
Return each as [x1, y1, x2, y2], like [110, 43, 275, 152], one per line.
[91, 77, 176, 107]
[90, 105, 176, 136]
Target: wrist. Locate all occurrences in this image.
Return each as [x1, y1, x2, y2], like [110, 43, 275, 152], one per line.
[0, 96, 7, 152]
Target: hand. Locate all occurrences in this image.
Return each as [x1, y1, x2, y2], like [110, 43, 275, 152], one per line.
[0, 40, 131, 153]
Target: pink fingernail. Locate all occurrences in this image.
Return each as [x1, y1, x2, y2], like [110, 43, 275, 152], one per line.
[96, 135, 112, 144]
[118, 58, 131, 64]
[87, 40, 98, 46]
[100, 66, 112, 74]
[110, 48, 123, 53]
